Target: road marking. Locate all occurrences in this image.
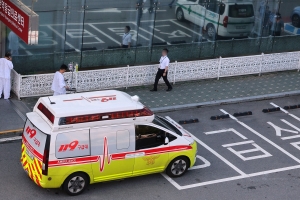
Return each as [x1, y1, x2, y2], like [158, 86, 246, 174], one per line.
[226, 143, 272, 161]
[133, 24, 171, 45]
[47, 25, 80, 52]
[220, 109, 300, 164]
[19, 44, 33, 55]
[205, 128, 248, 140]
[222, 140, 254, 147]
[270, 102, 300, 122]
[169, 20, 203, 37]
[88, 24, 120, 45]
[267, 122, 298, 137]
[190, 133, 246, 176]
[0, 136, 22, 143]
[189, 155, 211, 170]
[281, 135, 300, 140]
[178, 165, 300, 190]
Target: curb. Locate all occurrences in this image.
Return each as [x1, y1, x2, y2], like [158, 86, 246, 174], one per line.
[151, 90, 300, 113]
[0, 128, 23, 136]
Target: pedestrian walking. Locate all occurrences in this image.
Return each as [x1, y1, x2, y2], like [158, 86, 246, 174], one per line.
[121, 26, 132, 48]
[8, 31, 19, 56]
[150, 48, 173, 92]
[51, 64, 69, 96]
[270, 13, 284, 36]
[0, 52, 13, 99]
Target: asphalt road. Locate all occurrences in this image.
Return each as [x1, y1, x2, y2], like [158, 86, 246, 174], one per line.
[2, 95, 300, 199]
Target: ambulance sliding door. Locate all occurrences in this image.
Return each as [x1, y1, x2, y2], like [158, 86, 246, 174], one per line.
[90, 125, 135, 182]
[133, 125, 169, 175]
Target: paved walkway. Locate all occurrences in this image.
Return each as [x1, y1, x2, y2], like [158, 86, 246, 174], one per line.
[2, 70, 300, 134]
[22, 70, 300, 111]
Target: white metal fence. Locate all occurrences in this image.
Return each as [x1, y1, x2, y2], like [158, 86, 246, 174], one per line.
[11, 51, 300, 99]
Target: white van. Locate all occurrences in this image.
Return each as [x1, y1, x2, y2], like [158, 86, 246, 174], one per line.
[175, 0, 255, 39]
[21, 90, 197, 195]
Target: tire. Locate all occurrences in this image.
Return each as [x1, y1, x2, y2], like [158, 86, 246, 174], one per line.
[176, 8, 185, 21]
[166, 156, 190, 178]
[292, 14, 300, 28]
[63, 172, 89, 196]
[206, 24, 217, 40]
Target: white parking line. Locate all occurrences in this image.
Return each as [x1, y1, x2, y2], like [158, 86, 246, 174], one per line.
[190, 133, 246, 176]
[270, 102, 300, 122]
[222, 140, 254, 147]
[205, 128, 248, 140]
[220, 109, 300, 164]
[0, 136, 22, 143]
[88, 24, 120, 45]
[47, 25, 80, 52]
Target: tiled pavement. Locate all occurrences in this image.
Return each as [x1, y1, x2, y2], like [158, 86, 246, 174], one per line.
[21, 70, 300, 112]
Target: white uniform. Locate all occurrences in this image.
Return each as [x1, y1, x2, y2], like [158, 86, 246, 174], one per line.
[8, 32, 19, 56]
[159, 56, 170, 69]
[122, 33, 132, 46]
[51, 71, 66, 96]
[0, 58, 13, 99]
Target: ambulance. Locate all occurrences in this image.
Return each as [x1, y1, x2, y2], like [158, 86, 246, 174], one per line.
[175, 0, 255, 40]
[21, 90, 197, 195]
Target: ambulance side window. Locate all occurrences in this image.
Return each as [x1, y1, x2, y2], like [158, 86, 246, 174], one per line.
[116, 130, 130, 150]
[135, 125, 165, 150]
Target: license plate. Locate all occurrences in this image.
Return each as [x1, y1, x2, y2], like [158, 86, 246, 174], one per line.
[26, 149, 34, 160]
[236, 26, 246, 29]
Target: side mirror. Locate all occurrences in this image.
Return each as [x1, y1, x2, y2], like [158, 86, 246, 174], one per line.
[164, 137, 169, 145]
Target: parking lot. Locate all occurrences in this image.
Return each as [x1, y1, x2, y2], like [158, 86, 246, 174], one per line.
[161, 96, 300, 192]
[1, 96, 300, 199]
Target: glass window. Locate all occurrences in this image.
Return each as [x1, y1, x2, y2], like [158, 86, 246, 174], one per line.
[154, 116, 182, 136]
[135, 125, 166, 150]
[229, 4, 254, 18]
[116, 130, 130, 150]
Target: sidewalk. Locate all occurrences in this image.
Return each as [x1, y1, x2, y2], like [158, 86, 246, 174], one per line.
[21, 70, 300, 112]
[0, 99, 26, 135]
[2, 70, 300, 136]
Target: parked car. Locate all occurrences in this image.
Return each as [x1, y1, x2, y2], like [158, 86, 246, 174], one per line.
[175, 0, 255, 40]
[291, 6, 300, 28]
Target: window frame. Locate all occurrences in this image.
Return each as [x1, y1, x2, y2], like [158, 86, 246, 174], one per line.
[135, 124, 177, 150]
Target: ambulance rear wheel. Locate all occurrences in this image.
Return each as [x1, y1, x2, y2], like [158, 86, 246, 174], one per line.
[166, 156, 189, 177]
[63, 172, 89, 196]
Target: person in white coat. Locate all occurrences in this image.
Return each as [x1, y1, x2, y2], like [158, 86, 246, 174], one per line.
[0, 52, 13, 99]
[51, 64, 69, 96]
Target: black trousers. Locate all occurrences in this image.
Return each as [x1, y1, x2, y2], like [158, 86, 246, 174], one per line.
[153, 69, 172, 90]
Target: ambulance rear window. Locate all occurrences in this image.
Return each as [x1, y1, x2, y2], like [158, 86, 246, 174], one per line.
[23, 119, 47, 158]
[37, 103, 55, 124]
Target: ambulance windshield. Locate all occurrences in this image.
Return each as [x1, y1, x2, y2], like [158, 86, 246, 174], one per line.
[154, 116, 182, 136]
[23, 119, 47, 155]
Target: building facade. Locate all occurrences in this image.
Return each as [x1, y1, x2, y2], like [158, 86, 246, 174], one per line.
[1, 0, 300, 74]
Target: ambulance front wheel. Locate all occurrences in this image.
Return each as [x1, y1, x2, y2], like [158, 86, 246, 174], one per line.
[63, 172, 89, 196]
[166, 156, 190, 178]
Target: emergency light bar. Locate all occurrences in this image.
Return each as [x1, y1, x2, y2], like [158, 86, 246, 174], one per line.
[37, 103, 55, 124]
[59, 107, 153, 125]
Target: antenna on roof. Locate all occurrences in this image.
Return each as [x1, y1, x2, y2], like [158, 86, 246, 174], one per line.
[48, 97, 56, 104]
[81, 96, 91, 103]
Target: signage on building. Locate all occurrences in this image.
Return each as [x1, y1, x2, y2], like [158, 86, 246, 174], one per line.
[0, 0, 39, 44]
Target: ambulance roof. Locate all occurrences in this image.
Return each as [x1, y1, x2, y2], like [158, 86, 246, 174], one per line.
[36, 90, 145, 118]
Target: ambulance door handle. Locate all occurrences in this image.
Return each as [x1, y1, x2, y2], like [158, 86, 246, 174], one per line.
[125, 154, 135, 159]
[134, 152, 145, 158]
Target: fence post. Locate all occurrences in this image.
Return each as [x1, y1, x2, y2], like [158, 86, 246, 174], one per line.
[217, 56, 222, 80]
[298, 52, 300, 72]
[75, 71, 78, 92]
[126, 65, 129, 89]
[17, 72, 21, 100]
[173, 61, 177, 85]
[259, 53, 264, 76]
